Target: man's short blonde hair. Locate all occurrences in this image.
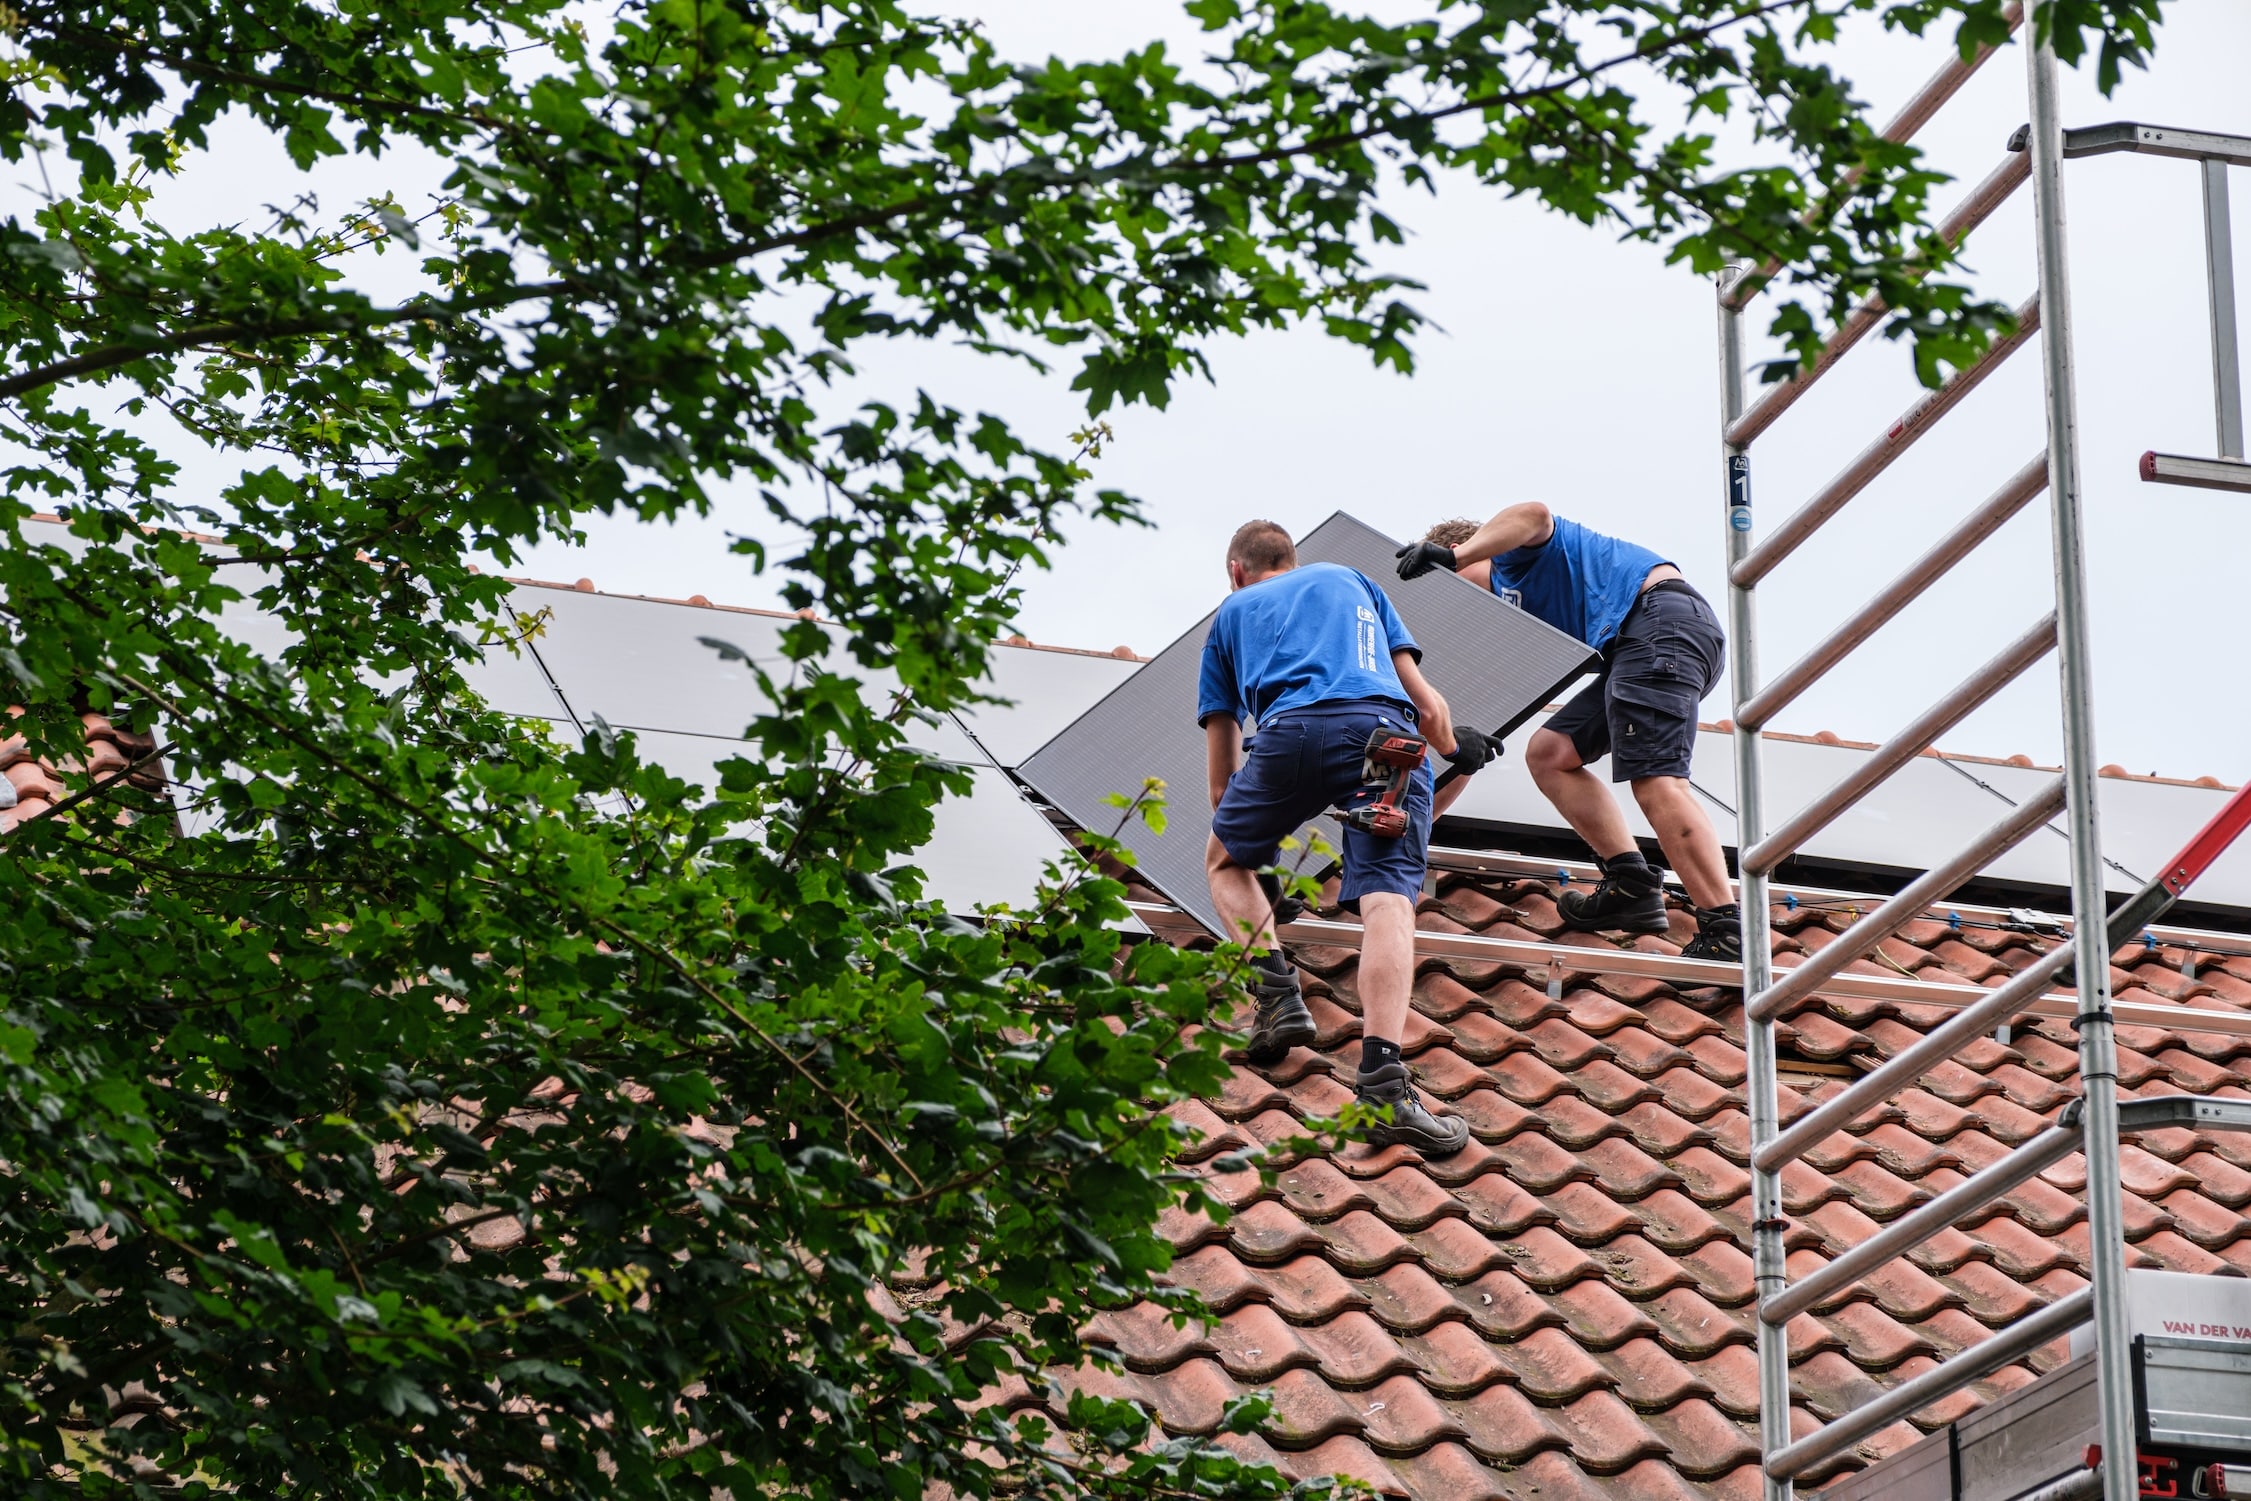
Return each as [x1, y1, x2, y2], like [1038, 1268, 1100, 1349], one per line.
[1423, 518, 1478, 548]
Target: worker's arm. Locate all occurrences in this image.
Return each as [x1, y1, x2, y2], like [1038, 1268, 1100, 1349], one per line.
[1451, 501, 1555, 568]
[1394, 650, 1457, 759]
[1205, 716, 1243, 811]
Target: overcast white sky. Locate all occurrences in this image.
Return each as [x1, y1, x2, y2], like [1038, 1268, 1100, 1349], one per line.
[495, 2, 2251, 785]
[37, 3, 2251, 786]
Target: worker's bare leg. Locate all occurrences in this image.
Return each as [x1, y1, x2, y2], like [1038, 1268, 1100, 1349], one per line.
[1206, 834, 1280, 954]
[1207, 834, 1315, 1061]
[1525, 728, 1635, 858]
[1350, 888, 1467, 1154]
[1631, 776, 1733, 911]
[1356, 891, 1415, 1044]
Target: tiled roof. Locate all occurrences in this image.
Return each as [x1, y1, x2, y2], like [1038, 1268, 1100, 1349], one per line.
[0, 710, 162, 832]
[1029, 868, 2251, 1500]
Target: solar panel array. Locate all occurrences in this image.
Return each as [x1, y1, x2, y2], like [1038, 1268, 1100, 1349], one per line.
[1017, 511, 1599, 937]
[14, 515, 2251, 917]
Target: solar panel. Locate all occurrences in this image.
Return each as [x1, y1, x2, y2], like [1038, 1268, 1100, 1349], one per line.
[952, 646, 1143, 768]
[1016, 511, 1598, 937]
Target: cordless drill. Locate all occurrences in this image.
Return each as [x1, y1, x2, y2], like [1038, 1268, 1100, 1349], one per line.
[1330, 727, 1428, 838]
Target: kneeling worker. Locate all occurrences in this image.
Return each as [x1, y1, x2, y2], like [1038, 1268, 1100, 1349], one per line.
[1395, 504, 1740, 962]
[1200, 520, 1494, 1156]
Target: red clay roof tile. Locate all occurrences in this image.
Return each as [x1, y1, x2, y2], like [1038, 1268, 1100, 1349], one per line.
[1601, 1335, 1712, 1412]
[1490, 1324, 1612, 1402]
[1296, 1313, 1421, 1389]
[1397, 1318, 1510, 1397]
[1361, 1263, 1467, 1333]
[2137, 1227, 2235, 1275]
[1553, 1277, 1667, 1350]
[1614, 1100, 1715, 1157]
[1630, 1189, 1736, 1253]
[1675, 1239, 1755, 1306]
[1488, 1132, 1590, 1194]
[1452, 1268, 1565, 1341]
[1639, 1396, 1761, 1475]
[1314, 1210, 1419, 1274]
[1648, 1065, 1733, 1120]
[1833, 1157, 1935, 1220]
[1638, 1287, 1750, 1359]
[1446, 1382, 1570, 1463]
[1260, 1365, 1369, 1447]
[1207, 1304, 1316, 1382]
[1454, 1169, 1556, 1238]
[1590, 1235, 1695, 1302]
[1543, 1180, 1642, 1245]
[1225, 1200, 1323, 1264]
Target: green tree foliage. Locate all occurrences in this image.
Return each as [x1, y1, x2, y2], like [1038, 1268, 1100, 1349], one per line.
[0, 0, 2153, 1495]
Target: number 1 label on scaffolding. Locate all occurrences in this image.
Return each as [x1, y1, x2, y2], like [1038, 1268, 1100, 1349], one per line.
[1728, 453, 1753, 533]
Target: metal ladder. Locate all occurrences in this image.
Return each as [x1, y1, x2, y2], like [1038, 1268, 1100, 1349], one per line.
[1715, 8, 2251, 1501]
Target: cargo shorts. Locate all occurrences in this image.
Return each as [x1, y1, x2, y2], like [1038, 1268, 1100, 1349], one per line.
[1545, 581, 1725, 783]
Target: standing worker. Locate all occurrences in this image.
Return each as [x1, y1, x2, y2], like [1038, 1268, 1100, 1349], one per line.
[1201, 520, 1495, 1156]
[1394, 504, 1741, 962]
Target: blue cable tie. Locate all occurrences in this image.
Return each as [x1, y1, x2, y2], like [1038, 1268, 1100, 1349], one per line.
[1948, 912, 1962, 931]
[1783, 893, 1798, 911]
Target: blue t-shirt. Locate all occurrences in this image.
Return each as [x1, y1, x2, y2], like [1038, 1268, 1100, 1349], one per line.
[1196, 563, 1419, 726]
[1488, 514, 1670, 650]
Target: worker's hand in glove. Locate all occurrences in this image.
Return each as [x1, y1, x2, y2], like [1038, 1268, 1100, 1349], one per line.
[1394, 540, 1458, 580]
[1442, 726, 1499, 778]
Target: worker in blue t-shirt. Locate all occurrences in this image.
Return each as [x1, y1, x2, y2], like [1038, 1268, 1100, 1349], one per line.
[1394, 505, 1740, 963]
[1199, 520, 1495, 1156]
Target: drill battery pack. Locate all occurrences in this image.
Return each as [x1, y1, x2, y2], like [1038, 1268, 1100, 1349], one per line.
[1330, 727, 1428, 839]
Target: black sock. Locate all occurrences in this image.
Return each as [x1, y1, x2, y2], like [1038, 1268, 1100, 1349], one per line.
[1254, 949, 1293, 981]
[1701, 902, 1741, 923]
[1359, 1036, 1402, 1075]
[1602, 849, 1660, 893]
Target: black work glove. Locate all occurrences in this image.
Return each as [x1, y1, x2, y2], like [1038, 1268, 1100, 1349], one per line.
[1393, 540, 1458, 580]
[1442, 726, 1499, 778]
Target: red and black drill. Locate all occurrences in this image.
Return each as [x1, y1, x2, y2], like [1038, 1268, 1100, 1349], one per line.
[1329, 727, 1427, 838]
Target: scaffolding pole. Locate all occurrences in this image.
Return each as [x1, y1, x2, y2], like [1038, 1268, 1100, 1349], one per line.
[2024, 19, 2137, 1501]
[1718, 264, 1793, 1501]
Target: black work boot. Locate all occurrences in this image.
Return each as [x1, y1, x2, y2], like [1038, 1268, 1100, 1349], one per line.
[1243, 967, 1316, 1064]
[1556, 852, 1668, 936]
[1681, 902, 1743, 963]
[1256, 871, 1310, 926]
[1355, 1060, 1471, 1156]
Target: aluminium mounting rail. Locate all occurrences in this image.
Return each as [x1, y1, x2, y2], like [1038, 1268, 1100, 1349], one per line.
[1712, 11, 2251, 1501]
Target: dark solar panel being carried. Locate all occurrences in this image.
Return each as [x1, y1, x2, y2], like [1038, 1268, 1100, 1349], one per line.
[1018, 511, 1597, 936]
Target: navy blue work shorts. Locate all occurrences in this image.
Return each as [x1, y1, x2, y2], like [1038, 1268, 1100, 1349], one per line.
[1545, 581, 1726, 783]
[1209, 698, 1433, 911]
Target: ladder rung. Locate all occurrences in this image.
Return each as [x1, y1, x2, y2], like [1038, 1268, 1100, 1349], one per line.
[1755, 941, 2076, 1172]
[1762, 1110, 2083, 1328]
[1737, 455, 2049, 730]
[1763, 1286, 2092, 1480]
[1747, 776, 2066, 1024]
[1731, 296, 2043, 589]
[1726, 154, 2033, 451]
[2141, 450, 2251, 493]
[1741, 614, 2058, 877]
